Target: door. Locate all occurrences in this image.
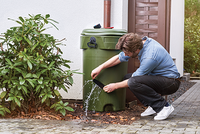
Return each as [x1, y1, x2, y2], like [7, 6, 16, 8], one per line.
[128, 0, 171, 73]
[126, 0, 171, 102]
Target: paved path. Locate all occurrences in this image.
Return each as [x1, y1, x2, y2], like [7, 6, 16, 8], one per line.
[0, 80, 200, 134]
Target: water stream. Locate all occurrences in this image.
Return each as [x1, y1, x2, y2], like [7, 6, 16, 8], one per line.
[83, 80, 102, 116]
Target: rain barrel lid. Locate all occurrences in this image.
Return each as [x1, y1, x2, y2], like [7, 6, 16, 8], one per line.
[81, 29, 127, 36]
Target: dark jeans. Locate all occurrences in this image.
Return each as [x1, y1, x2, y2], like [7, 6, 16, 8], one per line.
[125, 74, 181, 113]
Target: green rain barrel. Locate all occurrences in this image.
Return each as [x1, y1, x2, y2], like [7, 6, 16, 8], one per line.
[80, 29, 127, 112]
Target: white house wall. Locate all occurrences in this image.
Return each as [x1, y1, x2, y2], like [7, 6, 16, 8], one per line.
[170, 0, 184, 77]
[110, 0, 128, 30]
[0, 0, 128, 99]
[0, 0, 184, 99]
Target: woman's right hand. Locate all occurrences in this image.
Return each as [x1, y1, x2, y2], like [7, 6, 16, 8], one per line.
[91, 55, 120, 79]
[91, 66, 102, 79]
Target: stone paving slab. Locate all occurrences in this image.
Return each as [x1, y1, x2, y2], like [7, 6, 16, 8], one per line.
[0, 80, 199, 134]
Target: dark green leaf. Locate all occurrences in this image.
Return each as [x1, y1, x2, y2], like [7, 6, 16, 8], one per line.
[27, 60, 32, 70]
[49, 21, 59, 30]
[34, 14, 41, 19]
[17, 96, 24, 100]
[38, 79, 43, 84]
[5, 58, 13, 66]
[19, 78, 25, 85]
[40, 28, 46, 32]
[15, 97, 21, 107]
[40, 64, 48, 68]
[65, 106, 74, 112]
[25, 73, 32, 78]
[45, 14, 50, 18]
[32, 74, 38, 78]
[50, 103, 56, 109]
[31, 42, 39, 52]
[19, 16, 24, 22]
[40, 69, 48, 74]
[59, 101, 63, 105]
[59, 109, 66, 116]
[7, 97, 14, 101]
[13, 62, 23, 66]
[22, 86, 28, 94]
[15, 37, 22, 42]
[41, 84, 44, 89]
[24, 36, 32, 46]
[68, 76, 73, 84]
[18, 86, 22, 90]
[49, 61, 55, 68]
[47, 94, 53, 98]
[26, 79, 35, 87]
[14, 68, 23, 73]
[59, 84, 68, 92]
[64, 102, 69, 106]
[54, 90, 60, 96]
[35, 85, 41, 92]
[0, 111, 5, 116]
[64, 64, 70, 68]
[38, 77, 43, 84]
[51, 80, 57, 84]
[0, 91, 7, 99]
[48, 18, 59, 24]
[5, 107, 11, 113]
[16, 21, 23, 25]
[1, 69, 10, 74]
[55, 106, 62, 111]
[3, 80, 9, 84]
[42, 95, 47, 103]
[44, 19, 48, 24]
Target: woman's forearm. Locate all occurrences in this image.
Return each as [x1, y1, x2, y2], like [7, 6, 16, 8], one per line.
[100, 55, 121, 69]
[103, 79, 129, 93]
[91, 55, 121, 79]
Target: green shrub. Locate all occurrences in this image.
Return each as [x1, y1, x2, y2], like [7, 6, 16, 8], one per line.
[184, 0, 200, 73]
[184, 41, 200, 73]
[184, 15, 200, 73]
[0, 14, 80, 116]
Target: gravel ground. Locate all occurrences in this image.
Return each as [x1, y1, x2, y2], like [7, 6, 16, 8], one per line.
[167, 80, 196, 104]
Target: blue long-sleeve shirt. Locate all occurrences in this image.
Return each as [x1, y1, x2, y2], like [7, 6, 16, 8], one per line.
[118, 36, 180, 79]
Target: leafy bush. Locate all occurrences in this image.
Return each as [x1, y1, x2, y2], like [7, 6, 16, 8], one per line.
[185, 0, 200, 18]
[0, 14, 80, 116]
[184, 0, 200, 73]
[184, 41, 200, 73]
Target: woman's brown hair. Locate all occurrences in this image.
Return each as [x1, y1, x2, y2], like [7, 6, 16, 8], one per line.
[115, 33, 143, 53]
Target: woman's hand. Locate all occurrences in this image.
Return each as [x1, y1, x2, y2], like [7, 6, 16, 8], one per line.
[91, 66, 102, 79]
[103, 83, 117, 93]
[103, 80, 129, 93]
[91, 55, 121, 79]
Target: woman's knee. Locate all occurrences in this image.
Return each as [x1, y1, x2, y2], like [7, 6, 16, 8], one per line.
[127, 77, 137, 88]
[127, 76, 148, 92]
[123, 73, 132, 80]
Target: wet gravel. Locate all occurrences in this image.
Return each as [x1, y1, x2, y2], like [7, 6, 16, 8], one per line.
[167, 80, 196, 104]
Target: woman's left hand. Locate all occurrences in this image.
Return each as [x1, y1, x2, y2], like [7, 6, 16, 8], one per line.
[103, 83, 117, 93]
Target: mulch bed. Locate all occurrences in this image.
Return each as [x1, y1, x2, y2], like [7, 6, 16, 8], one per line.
[0, 80, 196, 125]
[2, 100, 145, 125]
[65, 101, 145, 125]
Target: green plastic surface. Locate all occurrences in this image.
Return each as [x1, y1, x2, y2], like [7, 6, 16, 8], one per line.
[81, 29, 127, 112]
[81, 29, 127, 36]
